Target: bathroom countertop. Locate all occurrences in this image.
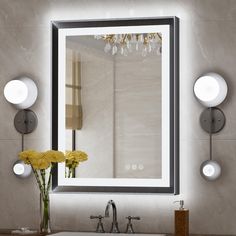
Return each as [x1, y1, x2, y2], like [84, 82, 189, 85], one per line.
[0, 234, 235, 236]
[0, 233, 234, 236]
[0, 232, 236, 236]
[0, 230, 235, 236]
[4, 233, 236, 236]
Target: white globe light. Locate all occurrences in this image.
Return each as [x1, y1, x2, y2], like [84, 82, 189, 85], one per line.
[194, 73, 227, 107]
[202, 164, 215, 177]
[12, 160, 32, 178]
[4, 77, 38, 109]
[4, 80, 28, 104]
[200, 160, 221, 181]
[13, 163, 25, 175]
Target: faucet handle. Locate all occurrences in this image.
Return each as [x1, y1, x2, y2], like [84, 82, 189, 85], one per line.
[126, 216, 141, 221]
[125, 216, 141, 233]
[90, 215, 105, 233]
[90, 215, 104, 219]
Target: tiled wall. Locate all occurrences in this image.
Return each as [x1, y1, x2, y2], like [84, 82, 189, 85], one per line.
[77, 48, 114, 178]
[0, 0, 236, 234]
[115, 52, 162, 178]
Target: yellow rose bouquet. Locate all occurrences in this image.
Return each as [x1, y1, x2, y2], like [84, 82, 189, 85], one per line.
[65, 150, 88, 178]
[19, 149, 65, 233]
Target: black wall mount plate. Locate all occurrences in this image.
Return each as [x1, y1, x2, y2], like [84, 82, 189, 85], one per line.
[200, 107, 225, 134]
[14, 109, 38, 134]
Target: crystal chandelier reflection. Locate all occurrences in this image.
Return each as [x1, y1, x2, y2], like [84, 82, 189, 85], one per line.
[94, 33, 162, 57]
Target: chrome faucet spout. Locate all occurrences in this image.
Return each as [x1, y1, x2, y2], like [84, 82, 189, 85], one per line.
[105, 201, 111, 217]
[105, 200, 120, 233]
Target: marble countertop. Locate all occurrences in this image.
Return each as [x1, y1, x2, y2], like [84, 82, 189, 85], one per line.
[0, 234, 235, 236]
[0, 230, 235, 236]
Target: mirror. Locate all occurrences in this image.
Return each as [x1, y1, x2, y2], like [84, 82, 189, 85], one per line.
[52, 17, 179, 193]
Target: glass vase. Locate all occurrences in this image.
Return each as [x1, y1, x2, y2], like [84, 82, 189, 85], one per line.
[66, 167, 76, 178]
[40, 192, 51, 234]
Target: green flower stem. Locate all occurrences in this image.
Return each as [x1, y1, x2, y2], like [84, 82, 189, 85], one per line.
[71, 167, 75, 178]
[40, 169, 46, 197]
[66, 167, 76, 178]
[46, 164, 54, 193]
[40, 192, 51, 233]
[30, 164, 45, 198]
[69, 168, 72, 178]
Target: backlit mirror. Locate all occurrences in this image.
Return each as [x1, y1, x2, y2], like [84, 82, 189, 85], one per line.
[52, 18, 179, 193]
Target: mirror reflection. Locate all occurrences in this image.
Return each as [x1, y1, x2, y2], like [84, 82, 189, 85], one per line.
[65, 33, 162, 179]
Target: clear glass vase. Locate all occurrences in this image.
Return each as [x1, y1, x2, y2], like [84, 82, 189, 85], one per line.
[66, 167, 76, 178]
[40, 193, 51, 234]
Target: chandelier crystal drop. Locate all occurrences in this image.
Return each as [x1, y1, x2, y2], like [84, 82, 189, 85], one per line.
[94, 33, 162, 57]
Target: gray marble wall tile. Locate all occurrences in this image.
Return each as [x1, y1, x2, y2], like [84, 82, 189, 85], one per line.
[0, 0, 236, 235]
[0, 140, 38, 229]
[115, 53, 162, 178]
[75, 51, 114, 178]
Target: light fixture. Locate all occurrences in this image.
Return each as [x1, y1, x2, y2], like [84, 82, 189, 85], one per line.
[199, 107, 224, 181]
[194, 73, 227, 181]
[94, 33, 162, 56]
[193, 73, 227, 107]
[200, 160, 221, 181]
[4, 76, 38, 109]
[4, 76, 38, 178]
[13, 160, 32, 178]
[11, 109, 38, 178]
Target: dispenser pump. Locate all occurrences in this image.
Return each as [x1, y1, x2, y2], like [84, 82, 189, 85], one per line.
[174, 200, 184, 210]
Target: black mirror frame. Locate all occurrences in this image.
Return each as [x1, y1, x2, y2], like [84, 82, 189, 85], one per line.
[51, 17, 179, 194]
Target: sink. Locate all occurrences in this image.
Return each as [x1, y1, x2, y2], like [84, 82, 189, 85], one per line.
[50, 232, 167, 236]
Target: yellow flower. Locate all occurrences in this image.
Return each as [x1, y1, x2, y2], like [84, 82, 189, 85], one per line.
[65, 150, 88, 168]
[44, 150, 65, 163]
[19, 149, 66, 170]
[30, 158, 50, 170]
[66, 159, 79, 169]
[19, 150, 42, 165]
[66, 151, 88, 162]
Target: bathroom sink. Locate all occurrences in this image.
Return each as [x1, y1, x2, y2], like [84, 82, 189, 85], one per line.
[50, 232, 167, 236]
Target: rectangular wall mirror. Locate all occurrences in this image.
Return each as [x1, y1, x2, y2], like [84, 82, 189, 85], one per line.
[52, 17, 179, 193]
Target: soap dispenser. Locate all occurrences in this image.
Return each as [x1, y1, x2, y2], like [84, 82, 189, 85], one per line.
[174, 200, 189, 236]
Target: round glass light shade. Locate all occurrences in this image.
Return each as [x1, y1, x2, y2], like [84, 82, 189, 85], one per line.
[4, 77, 38, 109]
[200, 160, 221, 181]
[13, 160, 32, 178]
[194, 73, 227, 107]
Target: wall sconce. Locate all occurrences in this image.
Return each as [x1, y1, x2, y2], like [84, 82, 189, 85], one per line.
[13, 160, 32, 178]
[4, 76, 38, 178]
[193, 73, 227, 107]
[4, 76, 38, 109]
[194, 73, 228, 181]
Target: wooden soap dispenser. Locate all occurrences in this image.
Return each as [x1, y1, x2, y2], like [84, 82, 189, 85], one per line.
[174, 200, 189, 236]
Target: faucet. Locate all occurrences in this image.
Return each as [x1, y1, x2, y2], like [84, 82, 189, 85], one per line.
[105, 200, 120, 233]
